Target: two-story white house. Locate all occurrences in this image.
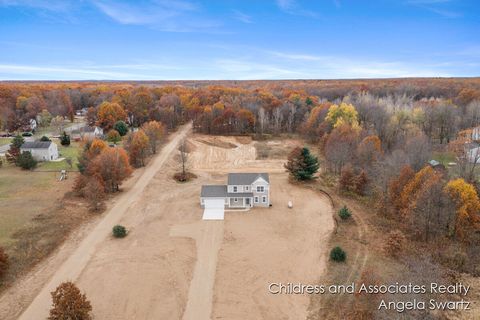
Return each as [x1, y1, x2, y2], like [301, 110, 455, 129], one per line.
[20, 141, 59, 161]
[200, 173, 270, 220]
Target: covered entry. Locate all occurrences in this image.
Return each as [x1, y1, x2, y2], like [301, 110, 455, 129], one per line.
[202, 199, 225, 220]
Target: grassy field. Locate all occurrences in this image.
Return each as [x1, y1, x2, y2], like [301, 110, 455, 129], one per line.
[0, 164, 59, 246]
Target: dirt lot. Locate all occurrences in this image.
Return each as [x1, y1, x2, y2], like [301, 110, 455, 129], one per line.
[1, 130, 334, 320]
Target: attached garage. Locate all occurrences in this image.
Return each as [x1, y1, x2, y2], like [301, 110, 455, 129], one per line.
[202, 199, 225, 220]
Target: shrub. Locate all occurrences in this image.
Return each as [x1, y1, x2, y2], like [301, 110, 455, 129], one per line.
[17, 151, 37, 170]
[338, 206, 351, 220]
[112, 225, 127, 238]
[384, 230, 407, 258]
[330, 246, 346, 262]
[49, 282, 92, 320]
[0, 247, 9, 278]
[40, 135, 51, 141]
[114, 121, 129, 136]
[60, 131, 70, 146]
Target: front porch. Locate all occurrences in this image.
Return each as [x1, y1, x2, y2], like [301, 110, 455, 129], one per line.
[227, 196, 253, 208]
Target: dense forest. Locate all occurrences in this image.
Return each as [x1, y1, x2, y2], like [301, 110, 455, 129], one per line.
[1, 78, 480, 276]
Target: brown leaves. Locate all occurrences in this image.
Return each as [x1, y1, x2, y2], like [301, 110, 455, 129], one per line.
[49, 282, 92, 320]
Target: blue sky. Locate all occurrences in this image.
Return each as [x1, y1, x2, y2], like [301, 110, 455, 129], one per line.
[0, 0, 479, 80]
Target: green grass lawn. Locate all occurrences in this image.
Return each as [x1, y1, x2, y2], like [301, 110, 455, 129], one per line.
[432, 151, 456, 166]
[36, 141, 81, 171]
[0, 137, 12, 146]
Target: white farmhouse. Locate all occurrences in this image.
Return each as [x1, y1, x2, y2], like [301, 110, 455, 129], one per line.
[20, 141, 59, 161]
[200, 173, 270, 220]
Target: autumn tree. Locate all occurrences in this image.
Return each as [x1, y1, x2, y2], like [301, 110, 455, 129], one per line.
[356, 135, 383, 168]
[85, 106, 96, 126]
[142, 120, 165, 154]
[384, 230, 406, 258]
[90, 148, 132, 192]
[324, 125, 359, 174]
[399, 166, 442, 222]
[354, 170, 369, 195]
[444, 179, 480, 241]
[125, 130, 150, 167]
[106, 129, 121, 144]
[5, 135, 24, 164]
[338, 166, 353, 194]
[48, 282, 92, 320]
[284, 147, 319, 180]
[83, 177, 106, 211]
[96, 101, 127, 131]
[76, 139, 109, 176]
[325, 102, 359, 129]
[50, 116, 65, 135]
[388, 165, 415, 214]
[39, 109, 52, 127]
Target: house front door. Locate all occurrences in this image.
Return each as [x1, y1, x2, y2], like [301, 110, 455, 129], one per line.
[246, 198, 251, 206]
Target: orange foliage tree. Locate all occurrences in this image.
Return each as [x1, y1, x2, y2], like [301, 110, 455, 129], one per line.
[96, 101, 127, 131]
[142, 120, 165, 154]
[399, 166, 441, 216]
[125, 130, 150, 167]
[388, 165, 415, 214]
[48, 282, 92, 320]
[90, 148, 132, 192]
[444, 178, 480, 240]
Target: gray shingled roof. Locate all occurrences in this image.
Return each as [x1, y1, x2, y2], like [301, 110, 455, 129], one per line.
[227, 173, 269, 185]
[20, 141, 52, 149]
[201, 185, 227, 197]
[227, 192, 253, 197]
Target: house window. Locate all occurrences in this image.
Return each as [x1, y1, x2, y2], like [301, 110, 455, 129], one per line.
[245, 186, 249, 191]
[254, 196, 259, 203]
[233, 186, 237, 192]
[234, 198, 238, 202]
[257, 186, 265, 192]
[262, 196, 267, 203]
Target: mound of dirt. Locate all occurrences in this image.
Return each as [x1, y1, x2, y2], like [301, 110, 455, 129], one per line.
[195, 138, 237, 149]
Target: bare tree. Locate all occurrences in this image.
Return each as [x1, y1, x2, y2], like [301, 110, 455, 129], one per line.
[179, 139, 188, 177]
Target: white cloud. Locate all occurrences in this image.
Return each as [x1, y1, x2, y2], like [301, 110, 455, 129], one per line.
[232, 10, 253, 24]
[91, 0, 220, 32]
[275, 0, 319, 18]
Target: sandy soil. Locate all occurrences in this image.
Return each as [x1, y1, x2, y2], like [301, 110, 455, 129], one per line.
[1, 130, 334, 320]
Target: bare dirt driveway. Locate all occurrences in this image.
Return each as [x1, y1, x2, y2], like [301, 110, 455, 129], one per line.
[15, 122, 193, 320]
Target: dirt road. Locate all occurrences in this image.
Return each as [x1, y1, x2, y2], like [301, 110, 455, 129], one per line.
[17, 123, 192, 320]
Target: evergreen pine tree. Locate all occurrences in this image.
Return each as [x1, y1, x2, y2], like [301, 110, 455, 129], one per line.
[285, 147, 319, 180]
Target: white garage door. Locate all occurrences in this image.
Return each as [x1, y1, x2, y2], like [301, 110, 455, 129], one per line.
[202, 199, 225, 220]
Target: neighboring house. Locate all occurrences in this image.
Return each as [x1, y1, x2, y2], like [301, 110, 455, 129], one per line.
[20, 119, 37, 132]
[20, 141, 59, 161]
[467, 144, 480, 164]
[71, 126, 103, 140]
[75, 108, 88, 116]
[200, 173, 270, 220]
